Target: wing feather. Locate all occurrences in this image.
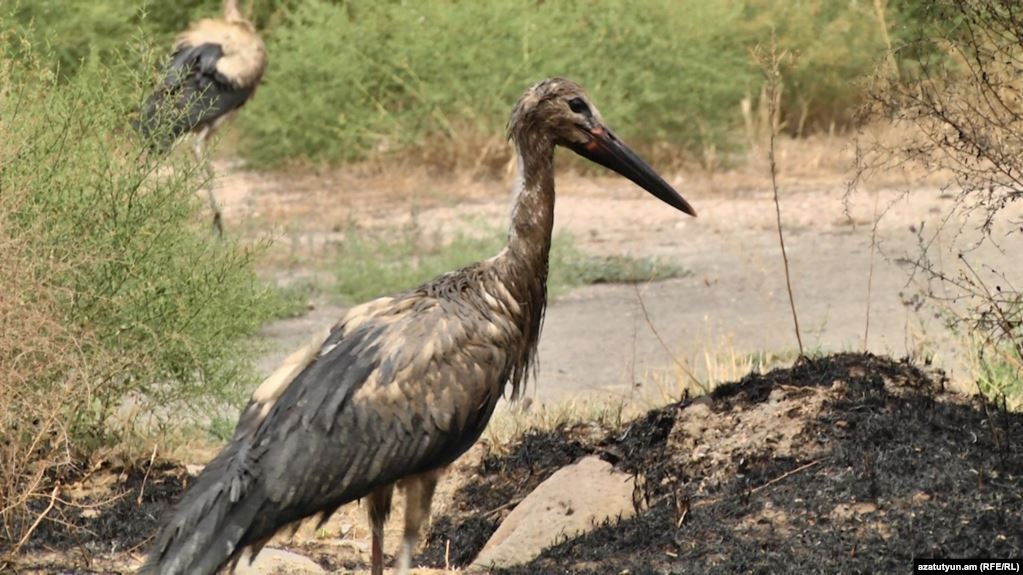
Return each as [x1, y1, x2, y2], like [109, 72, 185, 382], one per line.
[221, 294, 509, 549]
[137, 36, 257, 151]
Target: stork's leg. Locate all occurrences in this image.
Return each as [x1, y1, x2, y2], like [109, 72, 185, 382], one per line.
[397, 469, 442, 575]
[191, 127, 223, 236]
[367, 484, 395, 575]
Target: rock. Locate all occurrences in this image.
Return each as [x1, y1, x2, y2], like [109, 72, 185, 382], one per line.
[233, 548, 325, 575]
[471, 456, 635, 570]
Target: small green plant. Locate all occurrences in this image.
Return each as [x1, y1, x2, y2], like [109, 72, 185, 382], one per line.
[973, 343, 1023, 411]
[329, 222, 687, 304]
[551, 237, 689, 291]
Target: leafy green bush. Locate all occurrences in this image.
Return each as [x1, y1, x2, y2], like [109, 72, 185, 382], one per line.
[239, 0, 758, 167]
[240, 0, 927, 167]
[0, 36, 278, 450]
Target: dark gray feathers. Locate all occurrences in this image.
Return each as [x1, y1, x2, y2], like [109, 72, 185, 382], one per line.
[136, 42, 254, 153]
[142, 280, 514, 575]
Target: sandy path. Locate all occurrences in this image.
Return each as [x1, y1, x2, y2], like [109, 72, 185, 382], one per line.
[214, 160, 1021, 405]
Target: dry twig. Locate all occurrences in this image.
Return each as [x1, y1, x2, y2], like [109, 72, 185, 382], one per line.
[633, 284, 706, 393]
[756, 37, 804, 357]
[750, 459, 821, 495]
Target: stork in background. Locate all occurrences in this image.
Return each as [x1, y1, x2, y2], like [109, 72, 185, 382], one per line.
[136, 0, 266, 235]
[141, 78, 696, 575]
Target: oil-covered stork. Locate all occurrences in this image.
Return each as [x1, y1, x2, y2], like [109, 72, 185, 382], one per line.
[136, 0, 266, 235]
[141, 78, 696, 575]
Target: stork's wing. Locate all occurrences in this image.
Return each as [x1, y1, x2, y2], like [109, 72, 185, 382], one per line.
[252, 296, 508, 522]
[136, 42, 254, 152]
[147, 292, 512, 572]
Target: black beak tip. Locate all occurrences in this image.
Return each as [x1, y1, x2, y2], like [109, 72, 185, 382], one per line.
[658, 187, 697, 217]
[680, 200, 697, 217]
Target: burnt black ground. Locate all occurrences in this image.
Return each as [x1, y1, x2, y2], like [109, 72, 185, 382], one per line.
[23, 463, 185, 555]
[8, 353, 1022, 574]
[422, 353, 1023, 574]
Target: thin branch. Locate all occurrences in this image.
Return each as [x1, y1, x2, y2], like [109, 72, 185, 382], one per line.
[864, 192, 880, 349]
[750, 459, 821, 495]
[9, 484, 59, 558]
[633, 284, 707, 393]
[138, 444, 159, 505]
[759, 38, 805, 356]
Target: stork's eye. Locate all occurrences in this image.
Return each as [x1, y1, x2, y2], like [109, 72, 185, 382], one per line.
[568, 98, 589, 115]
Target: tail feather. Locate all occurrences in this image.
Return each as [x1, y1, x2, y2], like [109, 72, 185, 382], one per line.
[141, 441, 268, 575]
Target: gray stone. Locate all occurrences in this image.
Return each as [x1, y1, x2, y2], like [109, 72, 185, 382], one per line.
[471, 455, 635, 570]
[233, 547, 325, 575]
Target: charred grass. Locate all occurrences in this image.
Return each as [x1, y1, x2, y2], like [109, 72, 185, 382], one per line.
[4, 462, 187, 573]
[9, 353, 1022, 573]
[422, 353, 1023, 573]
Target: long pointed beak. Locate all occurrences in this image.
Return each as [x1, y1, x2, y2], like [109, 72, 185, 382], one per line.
[569, 126, 696, 216]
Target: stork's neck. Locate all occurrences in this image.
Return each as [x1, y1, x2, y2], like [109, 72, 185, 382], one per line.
[507, 135, 556, 266]
[491, 133, 556, 400]
[223, 0, 244, 22]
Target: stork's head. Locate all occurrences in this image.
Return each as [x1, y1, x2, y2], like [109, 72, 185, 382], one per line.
[509, 77, 696, 216]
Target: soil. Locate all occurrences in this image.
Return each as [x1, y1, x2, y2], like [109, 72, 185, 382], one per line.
[9, 464, 187, 574]
[14, 353, 1021, 574]
[422, 353, 1023, 574]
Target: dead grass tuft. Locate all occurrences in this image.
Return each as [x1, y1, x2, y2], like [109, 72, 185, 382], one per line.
[0, 208, 92, 563]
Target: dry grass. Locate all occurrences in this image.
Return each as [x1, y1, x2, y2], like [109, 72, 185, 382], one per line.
[481, 341, 796, 459]
[644, 345, 798, 406]
[481, 398, 639, 458]
[0, 210, 91, 563]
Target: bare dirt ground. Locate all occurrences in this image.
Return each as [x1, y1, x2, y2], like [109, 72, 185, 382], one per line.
[217, 147, 1022, 407]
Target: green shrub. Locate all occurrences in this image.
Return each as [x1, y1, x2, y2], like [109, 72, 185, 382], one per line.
[239, 0, 757, 167]
[0, 36, 279, 450]
[975, 348, 1023, 412]
[240, 0, 929, 167]
[739, 0, 896, 135]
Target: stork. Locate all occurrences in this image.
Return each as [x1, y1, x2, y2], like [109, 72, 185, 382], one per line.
[136, 0, 266, 235]
[141, 78, 696, 575]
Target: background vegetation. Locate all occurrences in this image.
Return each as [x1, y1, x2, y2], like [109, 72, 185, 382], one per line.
[853, 0, 1023, 409]
[0, 31, 282, 551]
[329, 222, 687, 303]
[8, 0, 930, 168]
